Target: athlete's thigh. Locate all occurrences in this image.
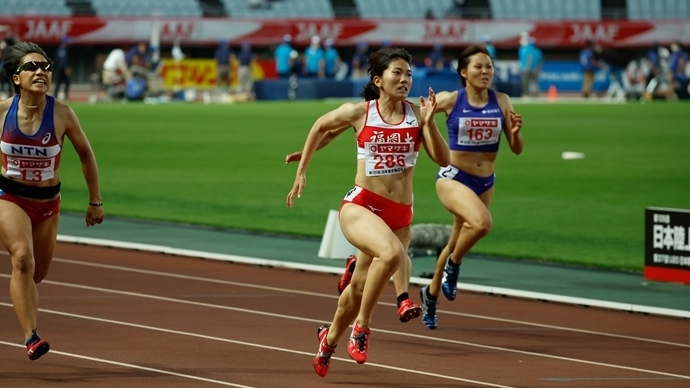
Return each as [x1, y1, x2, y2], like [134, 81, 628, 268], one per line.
[339, 203, 404, 259]
[0, 200, 33, 255]
[32, 213, 59, 279]
[436, 179, 491, 222]
[395, 227, 411, 250]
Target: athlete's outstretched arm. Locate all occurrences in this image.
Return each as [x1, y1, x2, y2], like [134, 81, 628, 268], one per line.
[433, 90, 457, 117]
[285, 125, 351, 164]
[417, 88, 450, 167]
[497, 93, 524, 155]
[59, 103, 105, 226]
[286, 102, 363, 207]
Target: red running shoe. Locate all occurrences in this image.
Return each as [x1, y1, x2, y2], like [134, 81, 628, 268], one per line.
[313, 325, 336, 377]
[346, 324, 370, 364]
[27, 338, 50, 361]
[337, 255, 357, 295]
[397, 298, 422, 323]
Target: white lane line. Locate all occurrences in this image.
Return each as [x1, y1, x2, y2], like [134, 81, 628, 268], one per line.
[51, 236, 690, 319]
[0, 304, 517, 388]
[541, 377, 686, 381]
[48, 257, 690, 349]
[0, 340, 256, 387]
[1, 278, 688, 381]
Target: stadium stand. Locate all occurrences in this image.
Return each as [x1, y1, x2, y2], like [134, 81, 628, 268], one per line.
[0, 0, 72, 16]
[89, 0, 203, 17]
[489, 0, 601, 20]
[330, 0, 359, 18]
[220, 0, 334, 18]
[353, 0, 454, 19]
[64, 0, 96, 16]
[627, 0, 690, 20]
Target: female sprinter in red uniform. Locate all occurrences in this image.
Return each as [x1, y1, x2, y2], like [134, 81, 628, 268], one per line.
[419, 44, 524, 329]
[285, 136, 422, 323]
[0, 42, 104, 360]
[286, 47, 449, 377]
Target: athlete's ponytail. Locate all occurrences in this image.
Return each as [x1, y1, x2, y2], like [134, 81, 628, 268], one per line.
[359, 80, 380, 101]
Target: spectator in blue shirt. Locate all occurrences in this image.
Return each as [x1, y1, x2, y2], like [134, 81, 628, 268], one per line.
[579, 40, 602, 98]
[215, 39, 235, 92]
[126, 42, 154, 81]
[424, 41, 445, 72]
[350, 41, 368, 80]
[669, 41, 689, 99]
[54, 36, 72, 100]
[275, 34, 293, 78]
[644, 42, 661, 85]
[322, 38, 340, 79]
[237, 41, 256, 99]
[482, 34, 496, 60]
[518, 35, 543, 97]
[304, 36, 324, 78]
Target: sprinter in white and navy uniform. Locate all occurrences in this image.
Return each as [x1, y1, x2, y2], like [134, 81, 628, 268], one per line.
[419, 45, 524, 330]
[439, 87, 504, 195]
[286, 48, 449, 377]
[0, 42, 105, 361]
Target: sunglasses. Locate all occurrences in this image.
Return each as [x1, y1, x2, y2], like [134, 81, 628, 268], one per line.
[15, 61, 52, 74]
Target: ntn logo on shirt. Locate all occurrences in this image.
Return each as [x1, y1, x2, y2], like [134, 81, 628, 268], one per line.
[1, 142, 61, 158]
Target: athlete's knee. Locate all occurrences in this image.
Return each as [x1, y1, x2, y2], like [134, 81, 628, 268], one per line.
[375, 244, 406, 271]
[11, 250, 35, 277]
[349, 271, 366, 297]
[462, 217, 493, 238]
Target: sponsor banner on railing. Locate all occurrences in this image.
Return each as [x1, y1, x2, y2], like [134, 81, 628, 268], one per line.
[0, 17, 688, 48]
[156, 58, 270, 89]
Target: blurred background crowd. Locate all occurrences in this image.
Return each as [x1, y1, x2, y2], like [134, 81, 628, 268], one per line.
[0, 0, 688, 103]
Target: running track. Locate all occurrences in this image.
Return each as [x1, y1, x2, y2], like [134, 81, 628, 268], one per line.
[1, 242, 689, 388]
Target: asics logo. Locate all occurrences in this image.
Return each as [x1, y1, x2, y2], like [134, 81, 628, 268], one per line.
[367, 205, 381, 212]
[41, 133, 51, 145]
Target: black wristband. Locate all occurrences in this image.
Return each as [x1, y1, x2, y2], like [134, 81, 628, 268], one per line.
[89, 202, 103, 207]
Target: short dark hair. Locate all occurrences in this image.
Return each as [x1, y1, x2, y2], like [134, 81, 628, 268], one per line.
[1, 42, 52, 94]
[359, 47, 413, 101]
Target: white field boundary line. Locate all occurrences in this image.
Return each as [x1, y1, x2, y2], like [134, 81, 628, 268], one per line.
[0, 340, 256, 387]
[1, 280, 688, 381]
[0, 304, 517, 388]
[56, 235, 690, 319]
[41, 256, 690, 350]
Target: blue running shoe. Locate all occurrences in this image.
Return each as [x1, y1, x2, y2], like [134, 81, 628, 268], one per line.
[441, 257, 460, 300]
[419, 286, 438, 329]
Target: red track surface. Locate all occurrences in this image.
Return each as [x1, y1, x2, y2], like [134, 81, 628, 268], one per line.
[1, 242, 689, 388]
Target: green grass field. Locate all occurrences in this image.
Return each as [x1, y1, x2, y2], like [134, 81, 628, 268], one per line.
[57, 100, 690, 272]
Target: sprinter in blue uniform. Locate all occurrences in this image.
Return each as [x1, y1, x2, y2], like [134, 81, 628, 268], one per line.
[419, 45, 524, 329]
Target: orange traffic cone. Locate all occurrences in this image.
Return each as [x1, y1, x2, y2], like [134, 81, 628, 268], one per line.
[547, 84, 557, 101]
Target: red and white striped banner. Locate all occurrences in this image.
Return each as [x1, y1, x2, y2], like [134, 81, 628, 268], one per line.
[0, 16, 687, 48]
